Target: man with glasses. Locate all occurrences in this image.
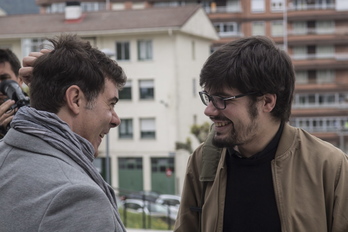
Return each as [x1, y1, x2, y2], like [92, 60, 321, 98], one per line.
[174, 36, 348, 232]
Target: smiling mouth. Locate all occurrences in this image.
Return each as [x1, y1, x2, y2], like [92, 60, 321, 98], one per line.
[215, 121, 231, 127]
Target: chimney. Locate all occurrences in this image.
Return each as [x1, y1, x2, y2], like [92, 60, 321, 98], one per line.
[65, 1, 82, 20]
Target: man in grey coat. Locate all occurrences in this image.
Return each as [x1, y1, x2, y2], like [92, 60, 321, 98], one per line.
[0, 34, 127, 232]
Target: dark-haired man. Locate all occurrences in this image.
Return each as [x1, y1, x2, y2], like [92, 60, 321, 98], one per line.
[174, 36, 348, 232]
[0, 48, 22, 138]
[0, 34, 127, 232]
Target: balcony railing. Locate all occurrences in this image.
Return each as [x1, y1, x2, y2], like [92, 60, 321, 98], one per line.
[218, 31, 244, 38]
[204, 6, 242, 14]
[292, 102, 348, 109]
[288, 3, 335, 11]
[291, 53, 348, 61]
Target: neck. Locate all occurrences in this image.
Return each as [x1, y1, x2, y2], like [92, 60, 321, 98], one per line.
[235, 121, 281, 158]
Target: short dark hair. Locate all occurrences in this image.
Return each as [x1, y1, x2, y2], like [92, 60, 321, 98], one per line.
[200, 36, 295, 122]
[30, 34, 127, 113]
[0, 48, 21, 76]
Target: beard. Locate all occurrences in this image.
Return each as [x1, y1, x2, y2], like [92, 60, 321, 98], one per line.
[212, 102, 259, 148]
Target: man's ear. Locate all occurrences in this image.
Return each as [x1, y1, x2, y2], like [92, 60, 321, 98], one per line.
[263, 93, 277, 113]
[65, 85, 83, 115]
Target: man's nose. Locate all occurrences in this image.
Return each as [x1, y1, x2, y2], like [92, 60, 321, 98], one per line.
[204, 100, 219, 117]
[110, 110, 120, 128]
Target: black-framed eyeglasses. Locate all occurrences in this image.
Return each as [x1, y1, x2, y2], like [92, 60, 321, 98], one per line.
[199, 91, 257, 110]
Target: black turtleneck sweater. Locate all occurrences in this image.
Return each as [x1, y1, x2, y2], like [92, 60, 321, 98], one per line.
[223, 124, 283, 232]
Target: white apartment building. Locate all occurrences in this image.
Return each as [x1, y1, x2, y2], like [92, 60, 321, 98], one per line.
[0, 4, 218, 195]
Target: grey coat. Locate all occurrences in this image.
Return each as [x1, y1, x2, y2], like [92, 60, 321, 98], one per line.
[0, 129, 122, 232]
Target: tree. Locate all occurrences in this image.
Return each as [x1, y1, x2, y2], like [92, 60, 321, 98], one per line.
[175, 122, 211, 153]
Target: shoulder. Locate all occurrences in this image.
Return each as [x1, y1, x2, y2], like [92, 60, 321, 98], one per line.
[280, 124, 347, 168]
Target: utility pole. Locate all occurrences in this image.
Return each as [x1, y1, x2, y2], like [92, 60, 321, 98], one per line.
[283, 0, 288, 52]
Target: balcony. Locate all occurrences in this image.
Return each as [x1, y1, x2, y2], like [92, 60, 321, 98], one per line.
[291, 54, 348, 70]
[204, 5, 242, 14]
[288, 3, 335, 11]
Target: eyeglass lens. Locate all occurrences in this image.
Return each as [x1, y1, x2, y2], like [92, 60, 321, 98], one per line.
[201, 92, 224, 109]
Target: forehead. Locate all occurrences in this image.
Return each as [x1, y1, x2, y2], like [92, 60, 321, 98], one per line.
[205, 86, 239, 95]
[101, 78, 119, 97]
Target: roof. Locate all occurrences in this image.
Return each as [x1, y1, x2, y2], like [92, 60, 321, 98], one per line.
[0, 5, 203, 38]
[0, 0, 39, 15]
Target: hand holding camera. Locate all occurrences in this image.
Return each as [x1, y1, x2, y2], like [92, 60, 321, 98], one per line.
[0, 80, 30, 134]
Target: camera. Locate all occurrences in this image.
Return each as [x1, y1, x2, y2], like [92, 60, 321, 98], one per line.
[0, 79, 30, 110]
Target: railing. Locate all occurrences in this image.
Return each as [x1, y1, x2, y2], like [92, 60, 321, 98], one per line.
[288, 3, 335, 11]
[204, 6, 242, 14]
[115, 188, 177, 230]
[291, 53, 348, 61]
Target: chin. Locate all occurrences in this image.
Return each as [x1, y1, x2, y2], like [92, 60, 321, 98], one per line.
[94, 151, 99, 158]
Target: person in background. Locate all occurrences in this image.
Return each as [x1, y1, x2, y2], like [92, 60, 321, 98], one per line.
[0, 48, 23, 138]
[0, 34, 127, 232]
[174, 36, 348, 232]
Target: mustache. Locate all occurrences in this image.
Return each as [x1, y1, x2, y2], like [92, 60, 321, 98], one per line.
[210, 116, 230, 121]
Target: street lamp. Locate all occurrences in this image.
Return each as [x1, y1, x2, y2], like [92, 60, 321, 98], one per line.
[101, 48, 115, 184]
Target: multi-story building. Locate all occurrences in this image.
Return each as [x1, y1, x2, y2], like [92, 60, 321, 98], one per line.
[0, 3, 218, 195]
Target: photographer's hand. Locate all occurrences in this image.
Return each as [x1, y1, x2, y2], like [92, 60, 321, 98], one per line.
[19, 49, 51, 85]
[0, 100, 16, 136]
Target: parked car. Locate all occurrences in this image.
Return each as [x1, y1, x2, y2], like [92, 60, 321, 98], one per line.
[155, 194, 181, 220]
[121, 190, 160, 203]
[119, 199, 177, 221]
[156, 194, 181, 209]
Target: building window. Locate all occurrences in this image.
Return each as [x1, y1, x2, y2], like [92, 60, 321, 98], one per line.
[22, 38, 48, 58]
[292, 46, 307, 60]
[226, 0, 241, 12]
[192, 78, 197, 97]
[290, 117, 348, 133]
[271, 20, 284, 36]
[295, 71, 308, 84]
[251, 0, 265, 12]
[137, 40, 152, 60]
[292, 21, 307, 35]
[271, 0, 284, 11]
[116, 41, 130, 61]
[192, 41, 196, 60]
[119, 80, 132, 100]
[46, 3, 65, 13]
[119, 118, 133, 139]
[151, 157, 175, 173]
[214, 22, 240, 37]
[317, 70, 334, 83]
[140, 118, 156, 139]
[139, 80, 154, 99]
[316, 20, 335, 34]
[317, 45, 334, 59]
[81, 2, 105, 11]
[252, 21, 265, 36]
[119, 157, 143, 170]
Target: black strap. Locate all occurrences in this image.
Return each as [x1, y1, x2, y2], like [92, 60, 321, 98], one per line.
[189, 181, 208, 232]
